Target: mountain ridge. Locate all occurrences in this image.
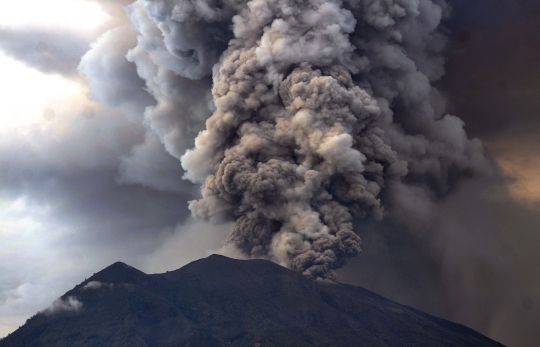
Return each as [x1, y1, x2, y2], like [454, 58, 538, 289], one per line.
[0, 255, 505, 347]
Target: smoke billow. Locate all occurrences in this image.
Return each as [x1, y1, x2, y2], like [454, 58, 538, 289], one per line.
[126, 0, 487, 279]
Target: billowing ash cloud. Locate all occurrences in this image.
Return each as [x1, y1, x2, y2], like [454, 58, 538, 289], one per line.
[125, 0, 488, 279]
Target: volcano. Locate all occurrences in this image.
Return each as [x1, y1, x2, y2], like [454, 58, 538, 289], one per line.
[0, 255, 504, 346]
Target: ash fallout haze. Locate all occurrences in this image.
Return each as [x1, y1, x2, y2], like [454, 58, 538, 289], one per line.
[0, 0, 539, 346]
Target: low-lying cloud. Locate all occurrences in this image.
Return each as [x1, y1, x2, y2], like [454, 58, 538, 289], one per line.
[42, 297, 82, 316]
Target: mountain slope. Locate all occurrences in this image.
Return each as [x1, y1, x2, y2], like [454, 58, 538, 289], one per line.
[0, 255, 505, 347]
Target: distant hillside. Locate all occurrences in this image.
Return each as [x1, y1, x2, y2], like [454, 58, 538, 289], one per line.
[0, 255, 505, 347]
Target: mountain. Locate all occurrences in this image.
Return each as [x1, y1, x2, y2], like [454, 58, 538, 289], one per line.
[0, 255, 505, 347]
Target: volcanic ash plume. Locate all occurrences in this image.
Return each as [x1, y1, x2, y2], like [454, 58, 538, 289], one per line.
[184, 61, 403, 279]
[127, 0, 487, 279]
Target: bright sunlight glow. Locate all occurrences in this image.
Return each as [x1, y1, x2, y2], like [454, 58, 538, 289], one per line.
[0, 0, 110, 31]
[0, 52, 87, 128]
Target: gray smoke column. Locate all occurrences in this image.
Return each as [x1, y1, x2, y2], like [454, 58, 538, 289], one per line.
[127, 0, 488, 279]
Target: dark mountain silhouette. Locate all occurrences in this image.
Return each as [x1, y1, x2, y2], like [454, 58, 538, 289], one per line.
[0, 255, 505, 347]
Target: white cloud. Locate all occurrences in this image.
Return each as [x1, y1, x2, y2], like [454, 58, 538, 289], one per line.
[82, 281, 102, 290]
[42, 296, 82, 315]
[82, 281, 113, 290]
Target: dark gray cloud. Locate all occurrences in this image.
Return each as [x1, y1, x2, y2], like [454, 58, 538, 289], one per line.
[442, 0, 540, 141]
[0, 107, 191, 237]
[0, 0, 132, 77]
[0, 26, 93, 76]
[338, 174, 540, 347]
[118, 131, 196, 193]
[334, 1, 540, 346]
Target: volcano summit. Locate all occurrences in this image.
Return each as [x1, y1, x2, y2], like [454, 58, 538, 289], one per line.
[0, 255, 504, 347]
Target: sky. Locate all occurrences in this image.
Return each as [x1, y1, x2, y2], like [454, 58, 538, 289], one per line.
[0, 0, 539, 346]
